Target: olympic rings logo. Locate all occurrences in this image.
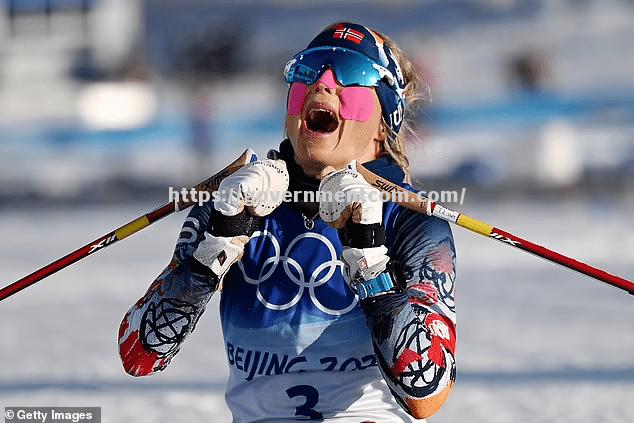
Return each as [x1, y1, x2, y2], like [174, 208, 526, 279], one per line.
[238, 230, 358, 316]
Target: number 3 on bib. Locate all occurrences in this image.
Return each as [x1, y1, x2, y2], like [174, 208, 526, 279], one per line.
[286, 384, 323, 420]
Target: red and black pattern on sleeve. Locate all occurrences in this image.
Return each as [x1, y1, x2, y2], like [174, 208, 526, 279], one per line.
[359, 209, 457, 418]
[118, 203, 220, 376]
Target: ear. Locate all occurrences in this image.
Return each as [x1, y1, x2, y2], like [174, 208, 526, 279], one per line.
[374, 121, 388, 144]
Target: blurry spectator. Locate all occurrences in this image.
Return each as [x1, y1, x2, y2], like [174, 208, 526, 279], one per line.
[187, 85, 214, 178]
[175, 25, 248, 177]
[508, 50, 583, 188]
[508, 50, 551, 96]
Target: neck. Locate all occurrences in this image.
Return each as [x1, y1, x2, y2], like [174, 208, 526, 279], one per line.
[293, 142, 383, 179]
[276, 138, 403, 215]
[293, 155, 329, 179]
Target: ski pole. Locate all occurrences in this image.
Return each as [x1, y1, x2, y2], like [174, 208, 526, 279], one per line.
[0, 148, 257, 302]
[356, 163, 634, 296]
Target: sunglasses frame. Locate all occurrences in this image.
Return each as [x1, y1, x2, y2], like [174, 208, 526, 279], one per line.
[284, 47, 398, 91]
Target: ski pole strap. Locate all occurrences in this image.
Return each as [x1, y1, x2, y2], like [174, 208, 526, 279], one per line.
[356, 273, 394, 300]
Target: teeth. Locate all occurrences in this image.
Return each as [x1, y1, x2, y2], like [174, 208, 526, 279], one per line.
[306, 106, 339, 133]
[310, 108, 335, 118]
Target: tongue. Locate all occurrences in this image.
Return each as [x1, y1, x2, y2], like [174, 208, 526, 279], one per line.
[310, 111, 337, 132]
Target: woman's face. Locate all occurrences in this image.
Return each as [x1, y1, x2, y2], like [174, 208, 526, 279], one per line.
[285, 69, 385, 177]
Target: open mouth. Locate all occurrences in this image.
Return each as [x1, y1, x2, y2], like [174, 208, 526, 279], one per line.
[305, 108, 339, 133]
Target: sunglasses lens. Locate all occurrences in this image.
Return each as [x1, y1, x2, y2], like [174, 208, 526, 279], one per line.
[285, 47, 383, 88]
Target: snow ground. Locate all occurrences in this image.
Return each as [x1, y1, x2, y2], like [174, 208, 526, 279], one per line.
[1, 196, 633, 423]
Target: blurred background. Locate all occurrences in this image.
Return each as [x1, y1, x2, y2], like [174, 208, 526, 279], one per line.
[1, 0, 633, 422]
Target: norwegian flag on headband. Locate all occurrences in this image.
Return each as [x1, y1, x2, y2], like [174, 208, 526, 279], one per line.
[332, 24, 365, 44]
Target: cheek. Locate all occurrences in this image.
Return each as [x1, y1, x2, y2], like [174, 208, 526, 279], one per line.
[285, 115, 301, 140]
[287, 83, 307, 116]
[339, 87, 374, 122]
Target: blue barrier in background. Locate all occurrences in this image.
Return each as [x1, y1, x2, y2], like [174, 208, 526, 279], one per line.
[2, 90, 633, 149]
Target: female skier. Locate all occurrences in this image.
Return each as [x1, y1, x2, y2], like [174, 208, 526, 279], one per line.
[118, 22, 456, 422]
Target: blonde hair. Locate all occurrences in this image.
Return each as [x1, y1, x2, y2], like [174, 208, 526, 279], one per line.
[371, 29, 430, 183]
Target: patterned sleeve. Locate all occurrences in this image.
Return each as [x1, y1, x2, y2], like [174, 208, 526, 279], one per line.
[360, 209, 457, 419]
[118, 202, 220, 376]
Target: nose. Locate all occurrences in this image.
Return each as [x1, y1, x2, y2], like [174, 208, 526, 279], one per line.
[312, 68, 338, 94]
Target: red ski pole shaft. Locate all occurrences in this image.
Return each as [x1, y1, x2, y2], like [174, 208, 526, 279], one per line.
[356, 164, 634, 295]
[0, 148, 257, 302]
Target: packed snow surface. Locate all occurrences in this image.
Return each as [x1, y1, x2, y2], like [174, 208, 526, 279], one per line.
[1, 196, 632, 422]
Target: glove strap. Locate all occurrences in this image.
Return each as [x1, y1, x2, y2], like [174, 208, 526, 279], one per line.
[339, 222, 386, 248]
[356, 273, 394, 300]
[209, 209, 261, 238]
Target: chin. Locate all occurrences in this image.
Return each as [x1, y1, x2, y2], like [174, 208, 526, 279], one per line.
[288, 117, 344, 168]
[294, 136, 344, 170]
